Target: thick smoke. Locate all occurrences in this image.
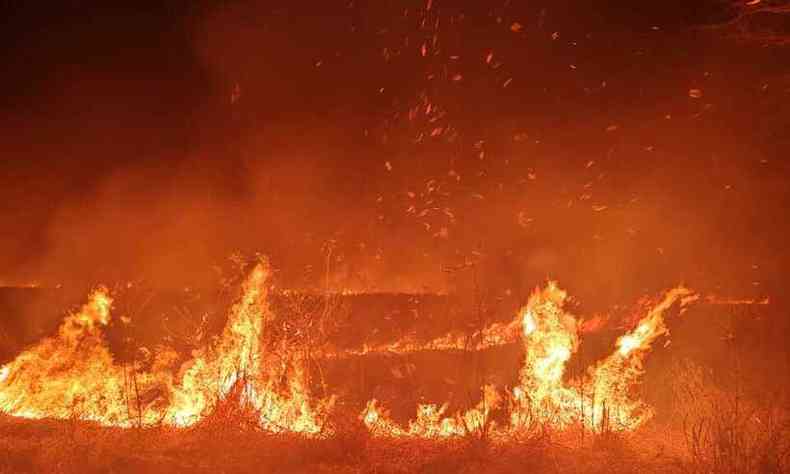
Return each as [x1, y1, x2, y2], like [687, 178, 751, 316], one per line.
[0, 0, 786, 309]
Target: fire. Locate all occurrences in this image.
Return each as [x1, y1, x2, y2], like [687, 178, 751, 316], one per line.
[0, 261, 331, 433]
[522, 309, 537, 336]
[511, 283, 697, 432]
[0, 288, 158, 424]
[363, 282, 697, 437]
[362, 385, 501, 438]
[510, 282, 582, 430]
[327, 290, 761, 360]
[361, 399, 405, 436]
[1, 261, 696, 438]
[324, 312, 523, 358]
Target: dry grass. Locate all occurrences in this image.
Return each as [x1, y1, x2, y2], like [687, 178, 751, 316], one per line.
[0, 412, 713, 474]
[2, 280, 787, 473]
[669, 358, 790, 474]
[677, 389, 790, 473]
[4, 366, 786, 474]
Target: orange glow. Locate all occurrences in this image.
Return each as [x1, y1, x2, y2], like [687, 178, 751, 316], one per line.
[0, 261, 331, 433]
[1, 263, 696, 437]
[362, 282, 697, 437]
[362, 385, 501, 438]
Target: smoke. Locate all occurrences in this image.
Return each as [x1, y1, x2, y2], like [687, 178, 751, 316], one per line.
[0, 0, 786, 307]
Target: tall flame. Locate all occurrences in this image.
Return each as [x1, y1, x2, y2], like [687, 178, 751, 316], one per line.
[510, 282, 581, 429]
[0, 262, 330, 433]
[363, 282, 697, 437]
[510, 283, 697, 432]
[0, 289, 140, 424]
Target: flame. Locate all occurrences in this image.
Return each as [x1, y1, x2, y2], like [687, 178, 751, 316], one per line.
[0, 288, 144, 424]
[510, 283, 698, 432]
[324, 312, 522, 358]
[361, 399, 405, 436]
[1, 265, 697, 438]
[363, 282, 697, 437]
[512, 284, 699, 432]
[0, 261, 331, 433]
[510, 282, 581, 429]
[704, 295, 769, 305]
[522, 309, 537, 336]
[362, 385, 501, 438]
[162, 261, 332, 433]
[585, 287, 699, 430]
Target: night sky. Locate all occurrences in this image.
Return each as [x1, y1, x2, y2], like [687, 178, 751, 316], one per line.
[1, 1, 788, 306]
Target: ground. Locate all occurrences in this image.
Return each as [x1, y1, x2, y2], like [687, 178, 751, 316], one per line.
[0, 414, 708, 474]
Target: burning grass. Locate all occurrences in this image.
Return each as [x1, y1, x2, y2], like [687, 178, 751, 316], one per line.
[0, 258, 788, 473]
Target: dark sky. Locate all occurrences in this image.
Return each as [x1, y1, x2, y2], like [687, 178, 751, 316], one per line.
[0, 1, 788, 305]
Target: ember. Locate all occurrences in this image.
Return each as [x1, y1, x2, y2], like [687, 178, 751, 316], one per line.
[1, 0, 788, 472]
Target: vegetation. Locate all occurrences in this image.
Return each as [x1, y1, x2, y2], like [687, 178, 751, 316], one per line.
[1, 364, 786, 474]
